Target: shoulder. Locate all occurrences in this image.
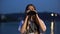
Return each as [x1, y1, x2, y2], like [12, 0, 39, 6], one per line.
[18, 20, 24, 31]
[19, 20, 24, 25]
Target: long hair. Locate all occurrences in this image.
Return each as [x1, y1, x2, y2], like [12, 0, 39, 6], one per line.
[24, 4, 40, 34]
[24, 4, 36, 27]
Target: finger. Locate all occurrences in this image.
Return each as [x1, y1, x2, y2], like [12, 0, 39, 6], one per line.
[27, 10, 30, 13]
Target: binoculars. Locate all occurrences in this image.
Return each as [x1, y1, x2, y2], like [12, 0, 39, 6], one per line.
[27, 11, 37, 16]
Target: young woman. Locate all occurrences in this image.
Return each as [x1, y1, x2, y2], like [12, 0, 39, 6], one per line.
[18, 4, 46, 34]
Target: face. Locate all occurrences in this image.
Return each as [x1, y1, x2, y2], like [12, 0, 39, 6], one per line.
[27, 5, 36, 20]
[28, 6, 35, 11]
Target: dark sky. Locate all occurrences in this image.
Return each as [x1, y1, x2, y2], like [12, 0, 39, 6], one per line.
[0, 0, 60, 14]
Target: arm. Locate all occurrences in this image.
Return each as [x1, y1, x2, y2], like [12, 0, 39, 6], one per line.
[35, 14, 46, 32]
[20, 16, 29, 33]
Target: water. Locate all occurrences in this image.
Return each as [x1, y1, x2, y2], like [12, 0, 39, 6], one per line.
[1, 22, 20, 34]
[0, 21, 60, 34]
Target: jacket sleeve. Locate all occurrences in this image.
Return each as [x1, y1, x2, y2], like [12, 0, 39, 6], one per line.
[18, 20, 23, 31]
